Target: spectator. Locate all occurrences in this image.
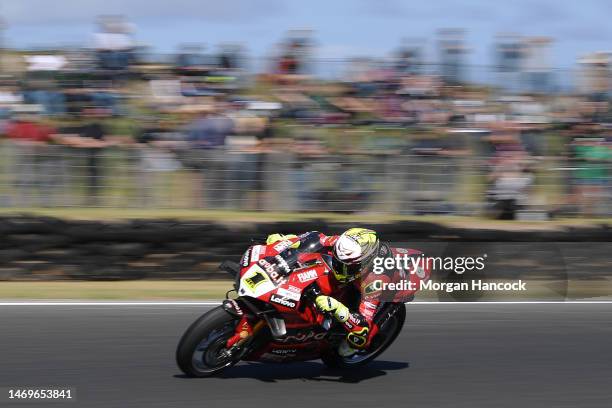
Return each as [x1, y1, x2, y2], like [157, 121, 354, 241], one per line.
[571, 136, 611, 216]
[134, 118, 183, 207]
[225, 117, 264, 210]
[487, 150, 534, 220]
[4, 107, 61, 206]
[290, 134, 327, 212]
[54, 108, 116, 206]
[404, 131, 469, 214]
[183, 106, 234, 208]
[94, 15, 135, 72]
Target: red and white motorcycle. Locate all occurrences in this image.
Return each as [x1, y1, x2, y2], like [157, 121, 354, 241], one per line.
[176, 232, 427, 377]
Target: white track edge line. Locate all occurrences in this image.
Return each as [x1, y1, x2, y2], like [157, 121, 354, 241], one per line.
[1, 301, 612, 306]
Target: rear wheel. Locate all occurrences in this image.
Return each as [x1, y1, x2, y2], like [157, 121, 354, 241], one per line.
[176, 306, 241, 377]
[321, 303, 406, 368]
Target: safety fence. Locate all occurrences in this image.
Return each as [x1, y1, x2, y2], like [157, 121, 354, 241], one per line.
[0, 141, 610, 217]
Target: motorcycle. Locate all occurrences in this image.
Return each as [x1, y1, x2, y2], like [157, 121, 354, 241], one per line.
[176, 232, 426, 377]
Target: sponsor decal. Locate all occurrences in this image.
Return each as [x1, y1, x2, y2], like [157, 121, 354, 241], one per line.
[276, 287, 301, 301]
[274, 255, 291, 274]
[270, 348, 297, 355]
[363, 301, 377, 310]
[258, 259, 283, 283]
[228, 299, 243, 315]
[278, 330, 327, 343]
[395, 248, 409, 254]
[273, 240, 293, 253]
[361, 301, 378, 319]
[348, 314, 362, 326]
[287, 285, 302, 294]
[270, 294, 296, 308]
[241, 248, 251, 267]
[258, 258, 274, 272]
[362, 308, 375, 320]
[297, 270, 318, 283]
[250, 245, 263, 262]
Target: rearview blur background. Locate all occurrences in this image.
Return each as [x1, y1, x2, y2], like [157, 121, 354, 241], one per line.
[0, 1, 610, 299]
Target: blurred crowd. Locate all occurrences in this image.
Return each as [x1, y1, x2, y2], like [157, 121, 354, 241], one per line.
[0, 17, 611, 218]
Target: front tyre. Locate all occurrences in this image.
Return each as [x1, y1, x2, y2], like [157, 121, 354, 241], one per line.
[322, 303, 406, 368]
[176, 306, 240, 377]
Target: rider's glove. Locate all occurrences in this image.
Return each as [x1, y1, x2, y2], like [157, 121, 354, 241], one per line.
[314, 295, 350, 323]
[315, 295, 372, 350]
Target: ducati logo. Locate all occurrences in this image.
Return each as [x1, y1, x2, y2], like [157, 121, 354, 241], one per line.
[278, 330, 327, 343]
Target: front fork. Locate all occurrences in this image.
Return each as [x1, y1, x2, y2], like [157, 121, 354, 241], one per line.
[222, 297, 290, 351]
[225, 306, 293, 349]
[225, 316, 265, 348]
[217, 317, 265, 362]
[220, 299, 267, 359]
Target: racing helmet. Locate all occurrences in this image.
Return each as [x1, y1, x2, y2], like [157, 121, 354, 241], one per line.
[331, 228, 380, 283]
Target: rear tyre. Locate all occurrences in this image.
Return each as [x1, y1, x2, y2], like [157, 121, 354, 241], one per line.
[321, 303, 406, 368]
[176, 306, 240, 377]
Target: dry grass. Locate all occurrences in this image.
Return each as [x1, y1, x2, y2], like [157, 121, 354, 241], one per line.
[0, 208, 609, 230]
[0, 279, 610, 301]
[0, 280, 233, 300]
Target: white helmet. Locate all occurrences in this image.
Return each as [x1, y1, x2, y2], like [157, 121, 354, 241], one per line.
[332, 228, 379, 283]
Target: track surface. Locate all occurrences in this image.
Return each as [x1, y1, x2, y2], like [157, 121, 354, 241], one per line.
[1, 304, 611, 408]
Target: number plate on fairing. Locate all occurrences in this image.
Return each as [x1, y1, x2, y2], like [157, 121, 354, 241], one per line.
[239, 264, 277, 298]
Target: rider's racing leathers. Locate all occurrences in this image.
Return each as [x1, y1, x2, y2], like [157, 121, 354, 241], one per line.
[265, 232, 406, 353]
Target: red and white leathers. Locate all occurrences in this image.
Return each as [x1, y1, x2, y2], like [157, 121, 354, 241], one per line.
[265, 232, 422, 351]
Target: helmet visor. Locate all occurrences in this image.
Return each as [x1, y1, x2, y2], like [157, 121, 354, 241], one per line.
[332, 255, 371, 283]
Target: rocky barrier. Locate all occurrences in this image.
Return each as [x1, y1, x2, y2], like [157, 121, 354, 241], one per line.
[0, 216, 610, 281]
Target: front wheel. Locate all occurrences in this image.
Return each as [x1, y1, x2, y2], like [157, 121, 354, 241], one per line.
[176, 306, 241, 377]
[321, 303, 406, 368]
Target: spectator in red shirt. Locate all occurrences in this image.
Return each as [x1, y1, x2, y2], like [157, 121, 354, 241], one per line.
[4, 110, 59, 206]
[6, 117, 55, 144]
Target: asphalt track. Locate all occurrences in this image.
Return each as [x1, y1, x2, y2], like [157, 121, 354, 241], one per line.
[1, 304, 611, 408]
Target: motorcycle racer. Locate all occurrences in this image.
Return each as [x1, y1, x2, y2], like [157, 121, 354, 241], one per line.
[178, 228, 424, 376]
[265, 228, 392, 357]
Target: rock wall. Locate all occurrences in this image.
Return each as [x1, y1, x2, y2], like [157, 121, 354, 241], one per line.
[0, 216, 609, 280]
